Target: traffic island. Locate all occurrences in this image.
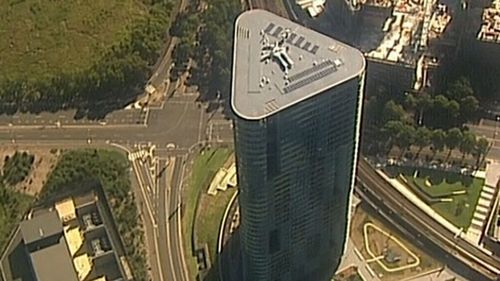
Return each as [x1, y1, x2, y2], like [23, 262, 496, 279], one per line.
[350, 204, 442, 281]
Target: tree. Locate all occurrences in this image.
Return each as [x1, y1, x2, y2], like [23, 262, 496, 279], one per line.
[171, 12, 200, 40]
[431, 129, 446, 159]
[428, 95, 460, 129]
[173, 41, 192, 67]
[446, 77, 474, 101]
[382, 100, 410, 123]
[394, 124, 416, 159]
[403, 93, 417, 111]
[445, 128, 463, 161]
[474, 138, 490, 167]
[414, 126, 431, 159]
[415, 93, 433, 125]
[458, 95, 479, 123]
[195, 0, 241, 102]
[381, 120, 405, 149]
[459, 131, 477, 161]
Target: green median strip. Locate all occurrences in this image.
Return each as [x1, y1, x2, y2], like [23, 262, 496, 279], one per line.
[182, 148, 232, 279]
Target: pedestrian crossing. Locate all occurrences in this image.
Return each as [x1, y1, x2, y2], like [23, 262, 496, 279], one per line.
[128, 150, 148, 161]
[465, 184, 497, 243]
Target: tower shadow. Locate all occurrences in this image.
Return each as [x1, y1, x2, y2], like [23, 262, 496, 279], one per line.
[200, 228, 242, 281]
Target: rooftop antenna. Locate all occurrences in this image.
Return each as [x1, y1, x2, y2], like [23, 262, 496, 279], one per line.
[260, 29, 269, 45]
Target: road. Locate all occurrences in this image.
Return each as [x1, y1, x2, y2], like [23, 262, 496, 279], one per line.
[357, 158, 500, 281]
[469, 118, 500, 161]
[1, 2, 498, 281]
[0, 108, 147, 127]
[0, 0, 230, 279]
[0, 96, 233, 281]
[0, 96, 209, 146]
[148, 0, 189, 90]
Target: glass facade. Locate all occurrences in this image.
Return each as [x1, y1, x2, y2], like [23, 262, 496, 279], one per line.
[234, 77, 364, 281]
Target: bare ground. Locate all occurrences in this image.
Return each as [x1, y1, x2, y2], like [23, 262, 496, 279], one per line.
[0, 147, 60, 196]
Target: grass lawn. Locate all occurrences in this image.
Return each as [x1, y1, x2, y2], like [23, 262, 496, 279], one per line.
[196, 188, 237, 266]
[386, 166, 484, 230]
[182, 148, 232, 279]
[0, 191, 33, 252]
[0, 0, 147, 82]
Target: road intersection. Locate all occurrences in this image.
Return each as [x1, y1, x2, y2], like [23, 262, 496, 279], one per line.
[0, 80, 233, 281]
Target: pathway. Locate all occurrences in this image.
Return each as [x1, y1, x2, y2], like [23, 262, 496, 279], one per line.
[465, 161, 500, 243]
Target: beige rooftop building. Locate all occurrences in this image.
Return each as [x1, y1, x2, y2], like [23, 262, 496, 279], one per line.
[8, 193, 128, 281]
[477, 0, 500, 43]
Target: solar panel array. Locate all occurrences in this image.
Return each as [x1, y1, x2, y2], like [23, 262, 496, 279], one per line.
[263, 22, 319, 55]
[283, 66, 337, 94]
[287, 60, 334, 83]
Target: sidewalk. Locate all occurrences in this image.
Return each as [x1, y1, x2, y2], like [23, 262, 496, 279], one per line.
[465, 161, 500, 243]
[338, 240, 464, 281]
[338, 240, 381, 281]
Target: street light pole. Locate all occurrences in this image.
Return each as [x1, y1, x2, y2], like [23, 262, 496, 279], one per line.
[495, 115, 499, 140]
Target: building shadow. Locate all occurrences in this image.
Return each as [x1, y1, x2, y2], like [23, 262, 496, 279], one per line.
[7, 240, 36, 281]
[0, 89, 139, 121]
[200, 228, 242, 281]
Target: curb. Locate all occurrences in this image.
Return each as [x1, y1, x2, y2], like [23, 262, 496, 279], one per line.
[0, 124, 147, 130]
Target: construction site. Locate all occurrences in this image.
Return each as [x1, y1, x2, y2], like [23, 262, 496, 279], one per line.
[324, 0, 460, 95]
[469, 0, 500, 67]
[477, 0, 500, 44]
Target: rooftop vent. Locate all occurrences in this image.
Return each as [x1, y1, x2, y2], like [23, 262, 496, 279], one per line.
[260, 29, 295, 74]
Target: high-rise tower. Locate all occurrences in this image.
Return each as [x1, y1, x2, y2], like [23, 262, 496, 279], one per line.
[231, 10, 365, 281]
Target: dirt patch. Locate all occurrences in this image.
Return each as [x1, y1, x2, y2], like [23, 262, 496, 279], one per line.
[334, 265, 363, 281]
[0, 147, 60, 196]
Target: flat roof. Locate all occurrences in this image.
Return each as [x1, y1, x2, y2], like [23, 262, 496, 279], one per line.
[231, 9, 365, 120]
[65, 225, 84, 256]
[30, 236, 79, 281]
[55, 198, 77, 223]
[20, 211, 63, 244]
[74, 253, 92, 280]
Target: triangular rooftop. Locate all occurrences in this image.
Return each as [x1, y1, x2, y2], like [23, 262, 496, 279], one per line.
[231, 9, 365, 120]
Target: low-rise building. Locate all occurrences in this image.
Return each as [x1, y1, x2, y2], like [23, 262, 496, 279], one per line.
[2, 191, 128, 281]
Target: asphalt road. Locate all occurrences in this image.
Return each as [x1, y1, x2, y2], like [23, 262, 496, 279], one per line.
[168, 156, 187, 281]
[0, 96, 209, 148]
[0, 85, 228, 281]
[0, 108, 147, 127]
[131, 151, 191, 281]
[2, 2, 497, 281]
[148, 0, 189, 90]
